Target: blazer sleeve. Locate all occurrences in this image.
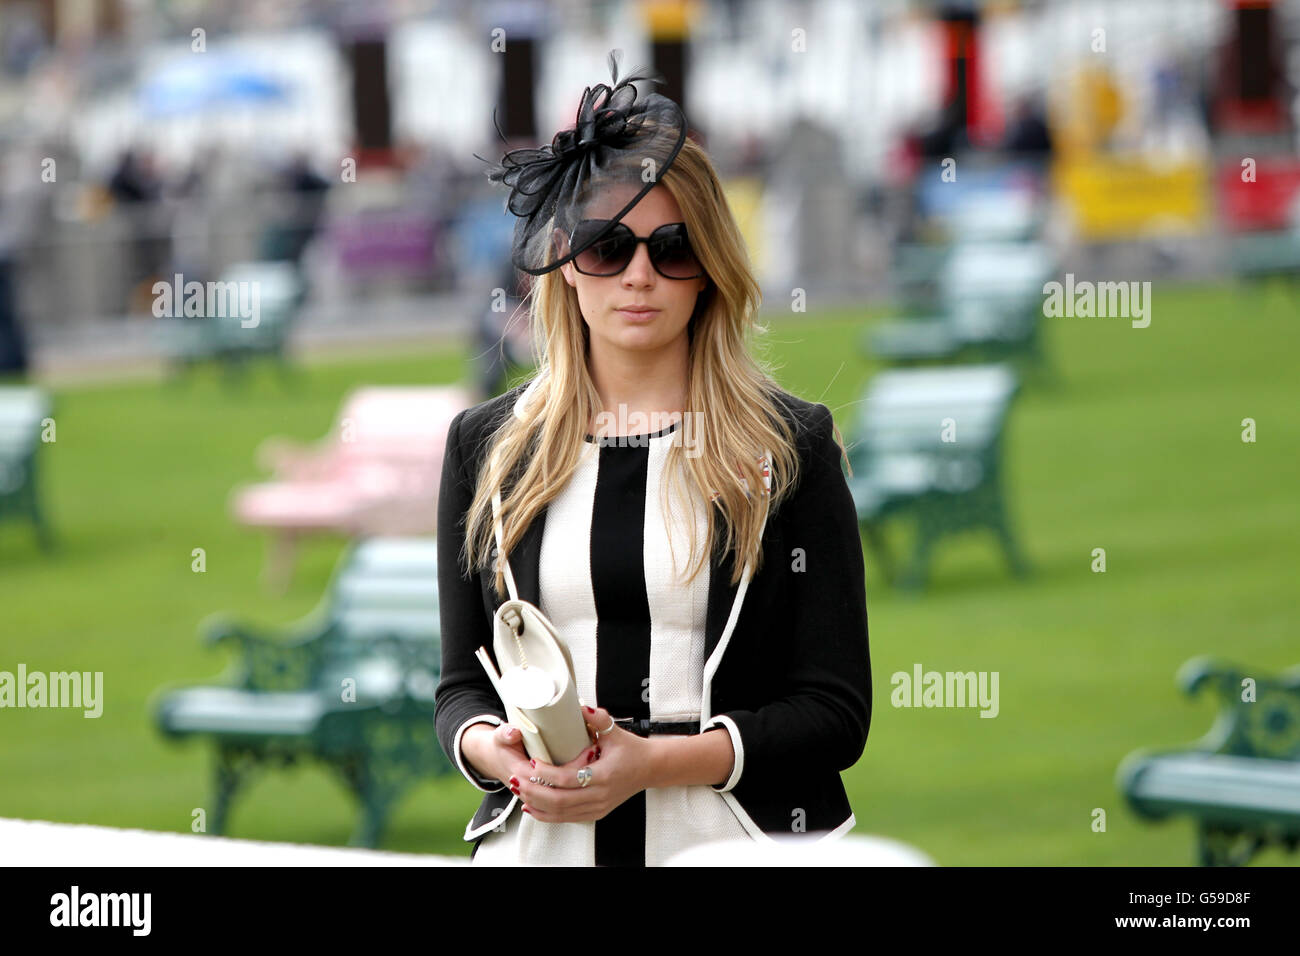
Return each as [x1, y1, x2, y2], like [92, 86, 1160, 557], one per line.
[435, 407, 509, 789]
[708, 402, 872, 786]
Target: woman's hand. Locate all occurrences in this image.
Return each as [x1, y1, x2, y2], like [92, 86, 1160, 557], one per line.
[508, 705, 652, 824]
[460, 721, 531, 788]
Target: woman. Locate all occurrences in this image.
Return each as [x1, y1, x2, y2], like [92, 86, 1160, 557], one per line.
[435, 51, 871, 865]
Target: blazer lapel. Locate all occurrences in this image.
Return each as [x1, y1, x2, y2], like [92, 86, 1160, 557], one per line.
[509, 505, 546, 606]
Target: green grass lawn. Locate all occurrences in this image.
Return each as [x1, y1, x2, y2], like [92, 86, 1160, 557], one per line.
[1, 279, 1296, 864]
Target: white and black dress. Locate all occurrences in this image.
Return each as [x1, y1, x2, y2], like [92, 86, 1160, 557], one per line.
[469, 418, 751, 866]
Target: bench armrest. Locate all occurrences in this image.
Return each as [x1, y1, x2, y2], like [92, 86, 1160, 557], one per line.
[1173, 656, 1300, 760]
[201, 614, 331, 692]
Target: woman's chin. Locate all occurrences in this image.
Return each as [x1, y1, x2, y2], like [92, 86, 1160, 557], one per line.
[588, 321, 688, 355]
[604, 327, 668, 350]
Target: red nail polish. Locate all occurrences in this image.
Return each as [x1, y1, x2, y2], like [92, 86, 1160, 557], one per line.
[522, 806, 533, 815]
[595, 746, 602, 758]
[584, 706, 595, 714]
[510, 786, 520, 795]
[509, 776, 520, 787]
[586, 750, 596, 764]
[530, 759, 536, 768]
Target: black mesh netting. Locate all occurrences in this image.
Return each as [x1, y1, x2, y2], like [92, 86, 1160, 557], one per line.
[475, 49, 689, 277]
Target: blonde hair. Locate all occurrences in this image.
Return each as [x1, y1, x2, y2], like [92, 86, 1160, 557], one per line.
[463, 136, 803, 598]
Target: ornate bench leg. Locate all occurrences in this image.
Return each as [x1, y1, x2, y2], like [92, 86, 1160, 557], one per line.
[904, 504, 946, 595]
[1026, 329, 1058, 388]
[352, 794, 391, 850]
[30, 486, 54, 551]
[19, 475, 53, 551]
[1195, 824, 1218, 866]
[1197, 823, 1264, 867]
[990, 494, 1029, 578]
[336, 754, 408, 850]
[860, 520, 894, 585]
[211, 745, 257, 837]
[32, 508, 54, 551]
[900, 515, 937, 591]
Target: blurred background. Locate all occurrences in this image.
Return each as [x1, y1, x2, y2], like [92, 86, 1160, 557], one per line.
[0, 0, 1296, 865]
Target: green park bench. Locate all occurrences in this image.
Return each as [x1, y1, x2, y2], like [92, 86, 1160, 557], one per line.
[889, 242, 952, 317]
[1117, 656, 1300, 866]
[0, 386, 53, 549]
[1227, 229, 1300, 282]
[161, 261, 304, 381]
[154, 536, 450, 847]
[889, 191, 1044, 315]
[866, 240, 1055, 375]
[843, 364, 1028, 590]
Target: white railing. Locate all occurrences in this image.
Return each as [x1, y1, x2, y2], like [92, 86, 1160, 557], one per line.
[2, 816, 934, 866]
[0, 817, 466, 866]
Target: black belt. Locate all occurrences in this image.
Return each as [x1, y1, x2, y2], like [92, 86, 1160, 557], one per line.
[613, 718, 701, 737]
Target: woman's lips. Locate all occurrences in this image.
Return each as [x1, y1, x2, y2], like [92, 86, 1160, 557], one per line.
[616, 308, 659, 321]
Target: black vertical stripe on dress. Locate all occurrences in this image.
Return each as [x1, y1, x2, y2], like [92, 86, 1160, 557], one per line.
[588, 433, 655, 867]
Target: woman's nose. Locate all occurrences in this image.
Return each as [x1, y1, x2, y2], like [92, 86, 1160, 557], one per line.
[621, 242, 655, 286]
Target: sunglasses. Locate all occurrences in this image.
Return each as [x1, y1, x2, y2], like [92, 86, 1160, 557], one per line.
[568, 220, 705, 279]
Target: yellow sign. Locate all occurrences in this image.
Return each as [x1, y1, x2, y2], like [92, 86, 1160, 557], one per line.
[641, 0, 700, 40]
[1052, 156, 1209, 239]
[720, 176, 765, 273]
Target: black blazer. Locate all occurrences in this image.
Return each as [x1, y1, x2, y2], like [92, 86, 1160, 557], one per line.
[434, 377, 872, 846]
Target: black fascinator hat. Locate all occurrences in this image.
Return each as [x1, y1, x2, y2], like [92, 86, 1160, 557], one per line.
[475, 49, 689, 277]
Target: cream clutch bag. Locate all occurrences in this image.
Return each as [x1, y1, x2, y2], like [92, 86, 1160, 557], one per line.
[474, 469, 590, 767]
[475, 598, 590, 766]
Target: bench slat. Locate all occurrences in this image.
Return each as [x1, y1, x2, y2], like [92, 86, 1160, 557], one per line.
[1128, 753, 1300, 820]
[159, 688, 325, 736]
[333, 610, 440, 640]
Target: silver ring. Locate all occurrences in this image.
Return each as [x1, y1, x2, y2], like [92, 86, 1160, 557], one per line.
[576, 767, 593, 788]
[528, 775, 554, 788]
[595, 718, 617, 738]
